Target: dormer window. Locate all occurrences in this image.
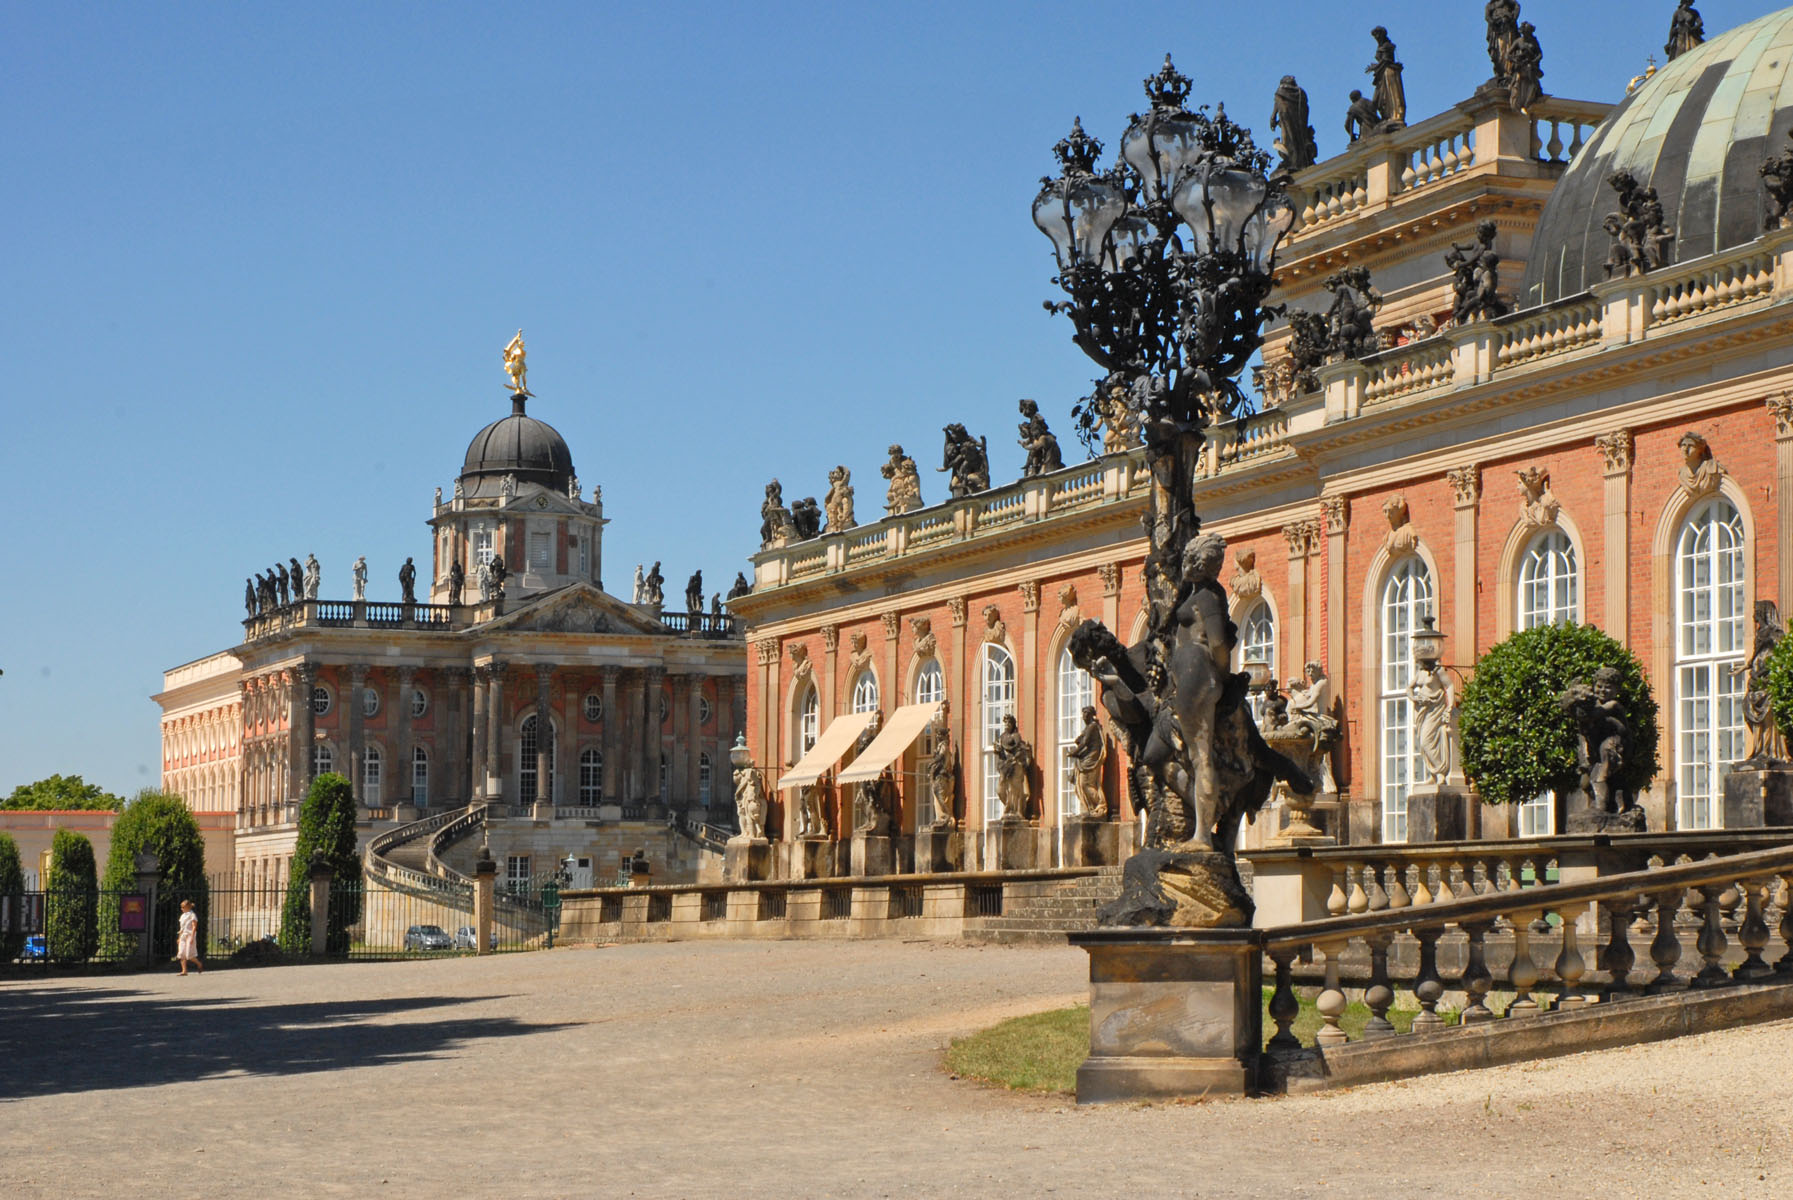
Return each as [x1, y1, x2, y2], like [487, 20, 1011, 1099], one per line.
[471, 522, 494, 567]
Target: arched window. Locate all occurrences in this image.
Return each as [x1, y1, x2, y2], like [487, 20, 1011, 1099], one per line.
[1238, 601, 1276, 678]
[411, 688, 429, 719]
[699, 753, 713, 805]
[798, 688, 820, 754]
[579, 749, 603, 806]
[914, 659, 943, 705]
[362, 687, 380, 718]
[1518, 529, 1579, 629]
[1675, 498, 1746, 830]
[520, 714, 557, 804]
[1057, 647, 1095, 820]
[699, 694, 713, 725]
[411, 746, 428, 806]
[1380, 558, 1434, 843]
[363, 744, 383, 806]
[980, 644, 1017, 822]
[851, 671, 880, 714]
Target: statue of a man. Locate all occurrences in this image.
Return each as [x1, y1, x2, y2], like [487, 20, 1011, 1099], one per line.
[994, 714, 1034, 821]
[1017, 399, 1064, 477]
[352, 557, 368, 601]
[1486, 0, 1521, 80]
[1506, 22, 1544, 113]
[273, 562, 290, 607]
[1558, 667, 1635, 813]
[1270, 75, 1318, 173]
[734, 759, 766, 840]
[398, 557, 417, 605]
[503, 329, 531, 395]
[881, 444, 924, 514]
[1408, 656, 1459, 784]
[289, 557, 305, 601]
[728, 571, 752, 600]
[643, 561, 664, 606]
[303, 553, 321, 600]
[927, 718, 957, 828]
[447, 559, 465, 606]
[760, 480, 794, 547]
[490, 554, 508, 598]
[244, 577, 256, 617]
[1065, 706, 1108, 818]
[824, 465, 856, 533]
[632, 563, 645, 603]
[685, 570, 704, 614]
[1367, 27, 1406, 128]
[1344, 90, 1380, 143]
[477, 561, 494, 603]
[1735, 601, 1789, 765]
[1665, 1, 1704, 61]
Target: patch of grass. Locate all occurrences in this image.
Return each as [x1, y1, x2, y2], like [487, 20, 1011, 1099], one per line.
[944, 1005, 1088, 1094]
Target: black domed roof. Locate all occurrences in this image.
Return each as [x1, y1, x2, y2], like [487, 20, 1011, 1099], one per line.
[1523, 7, 1793, 305]
[460, 394, 575, 497]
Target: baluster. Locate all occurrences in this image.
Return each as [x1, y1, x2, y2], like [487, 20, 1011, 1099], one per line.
[1346, 864, 1370, 915]
[1778, 872, 1793, 975]
[1507, 910, 1541, 1015]
[1412, 926, 1445, 1031]
[1411, 860, 1434, 906]
[1327, 865, 1348, 916]
[1691, 883, 1730, 988]
[1737, 880, 1773, 981]
[1460, 920, 1495, 1023]
[1365, 864, 1389, 912]
[1434, 860, 1457, 904]
[1266, 948, 1304, 1055]
[1315, 939, 1350, 1048]
[1529, 118, 1542, 160]
[1546, 120, 1565, 163]
[1645, 888, 1684, 993]
[1363, 932, 1397, 1040]
[1600, 897, 1638, 999]
[1719, 879, 1742, 934]
[1568, 120, 1585, 158]
[1386, 864, 1412, 909]
[1555, 909, 1587, 1008]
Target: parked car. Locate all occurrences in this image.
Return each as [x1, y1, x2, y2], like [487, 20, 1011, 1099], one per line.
[403, 924, 452, 951]
[18, 935, 46, 961]
[454, 925, 496, 951]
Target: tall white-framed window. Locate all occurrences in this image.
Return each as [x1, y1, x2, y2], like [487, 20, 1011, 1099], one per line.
[1518, 529, 1579, 629]
[913, 658, 945, 824]
[914, 659, 943, 705]
[1238, 601, 1276, 678]
[1380, 557, 1434, 843]
[520, 714, 557, 804]
[1056, 647, 1095, 820]
[699, 753, 713, 805]
[851, 671, 879, 714]
[506, 855, 531, 894]
[472, 522, 495, 567]
[363, 744, 383, 806]
[579, 749, 603, 805]
[798, 688, 820, 754]
[312, 743, 333, 777]
[1517, 792, 1554, 837]
[528, 530, 552, 572]
[411, 746, 428, 806]
[1676, 498, 1746, 830]
[980, 644, 1017, 823]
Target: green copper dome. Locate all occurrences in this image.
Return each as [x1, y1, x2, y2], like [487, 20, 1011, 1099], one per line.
[1523, 6, 1793, 305]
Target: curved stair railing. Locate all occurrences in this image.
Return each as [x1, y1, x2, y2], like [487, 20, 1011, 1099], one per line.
[671, 809, 735, 856]
[425, 803, 491, 882]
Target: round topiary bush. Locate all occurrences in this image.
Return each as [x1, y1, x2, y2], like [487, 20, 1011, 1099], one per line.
[1459, 623, 1659, 809]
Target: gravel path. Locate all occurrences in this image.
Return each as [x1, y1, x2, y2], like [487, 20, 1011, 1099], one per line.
[2, 941, 1788, 1198]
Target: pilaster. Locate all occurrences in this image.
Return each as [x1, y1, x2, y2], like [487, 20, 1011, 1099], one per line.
[820, 624, 840, 717]
[643, 666, 665, 803]
[600, 666, 621, 802]
[347, 665, 368, 807]
[1019, 581, 1041, 773]
[486, 662, 507, 802]
[1322, 498, 1349, 693]
[396, 666, 416, 806]
[296, 662, 318, 793]
[1447, 465, 1481, 660]
[1596, 430, 1634, 647]
[1281, 523, 1313, 676]
[1770, 393, 1793, 612]
[533, 664, 553, 808]
[471, 665, 490, 803]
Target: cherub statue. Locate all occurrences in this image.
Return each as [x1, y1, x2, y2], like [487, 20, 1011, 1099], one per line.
[760, 480, 795, 547]
[1557, 667, 1636, 814]
[881, 444, 923, 514]
[1017, 399, 1064, 477]
[1446, 220, 1510, 324]
[1762, 131, 1793, 231]
[789, 497, 822, 540]
[503, 329, 531, 396]
[1323, 267, 1383, 358]
[733, 756, 766, 840]
[824, 465, 856, 532]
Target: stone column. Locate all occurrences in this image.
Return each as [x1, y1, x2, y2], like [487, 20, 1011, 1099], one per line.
[1281, 523, 1311, 675]
[564, 670, 581, 804]
[440, 667, 468, 804]
[1596, 431, 1634, 646]
[534, 664, 554, 811]
[470, 665, 490, 805]
[1770, 394, 1793, 610]
[347, 665, 368, 806]
[1019, 582, 1041, 789]
[643, 667, 665, 806]
[821, 625, 839, 716]
[296, 663, 318, 793]
[948, 596, 969, 820]
[395, 666, 416, 808]
[670, 673, 692, 807]
[600, 667, 621, 802]
[1447, 466, 1481, 659]
[714, 675, 735, 754]
[1321, 499, 1349, 700]
[486, 662, 507, 803]
[686, 674, 704, 810]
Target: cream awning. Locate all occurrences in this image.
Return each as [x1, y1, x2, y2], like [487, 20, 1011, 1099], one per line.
[777, 710, 878, 791]
[834, 702, 941, 785]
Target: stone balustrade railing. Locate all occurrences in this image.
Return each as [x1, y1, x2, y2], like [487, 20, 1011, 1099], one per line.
[242, 598, 457, 640]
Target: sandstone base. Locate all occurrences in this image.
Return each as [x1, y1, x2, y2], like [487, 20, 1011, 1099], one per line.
[1722, 766, 1793, 829]
[788, 838, 834, 880]
[849, 834, 893, 877]
[1406, 786, 1470, 843]
[985, 818, 1043, 871]
[1097, 847, 1253, 929]
[913, 827, 962, 873]
[723, 837, 771, 883]
[1565, 804, 1648, 835]
[1060, 816, 1122, 867]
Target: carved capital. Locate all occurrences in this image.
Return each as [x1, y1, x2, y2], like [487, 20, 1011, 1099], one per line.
[1018, 581, 1041, 613]
[754, 639, 780, 666]
[947, 597, 968, 627]
[1445, 464, 1481, 507]
[820, 624, 839, 653]
[1595, 429, 1634, 475]
[297, 661, 319, 686]
[880, 611, 900, 639]
[1768, 391, 1793, 439]
[1282, 520, 1319, 558]
[348, 664, 369, 685]
[1321, 496, 1349, 535]
[1097, 563, 1122, 596]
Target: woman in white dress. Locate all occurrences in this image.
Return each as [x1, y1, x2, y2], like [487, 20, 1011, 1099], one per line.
[175, 899, 203, 975]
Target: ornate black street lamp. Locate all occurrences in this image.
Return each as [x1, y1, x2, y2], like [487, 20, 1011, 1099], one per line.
[1040, 56, 1308, 926]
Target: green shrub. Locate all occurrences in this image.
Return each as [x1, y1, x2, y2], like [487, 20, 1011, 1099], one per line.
[0, 833, 24, 961]
[46, 830, 99, 964]
[1460, 623, 1658, 808]
[1764, 616, 1793, 748]
[100, 790, 208, 960]
[280, 773, 363, 955]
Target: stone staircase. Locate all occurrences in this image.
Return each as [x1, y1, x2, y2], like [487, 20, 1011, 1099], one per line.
[964, 867, 1126, 945]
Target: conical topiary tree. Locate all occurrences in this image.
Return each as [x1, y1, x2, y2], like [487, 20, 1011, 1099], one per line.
[280, 773, 362, 955]
[46, 829, 99, 964]
[100, 790, 208, 960]
[0, 833, 25, 961]
[1459, 622, 1659, 811]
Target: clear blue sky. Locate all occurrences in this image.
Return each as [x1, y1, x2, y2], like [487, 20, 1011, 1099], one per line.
[1, 1, 1773, 798]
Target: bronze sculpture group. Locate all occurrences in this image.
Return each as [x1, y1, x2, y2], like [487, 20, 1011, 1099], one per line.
[1486, 1, 1544, 112]
[1602, 169, 1675, 278]
[1557, 667, 1639, 817]
[939, 423, 991, 498]
[1446, 220, 1510, 324]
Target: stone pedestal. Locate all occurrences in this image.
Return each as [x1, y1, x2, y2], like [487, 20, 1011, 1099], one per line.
[1722, 766, 1793, 828]
[1060, 815, 1122, 867]
[723, 836, 772, 883]
[530, 802, 552, 822]
[1405, 786, 1470, 843]
[789, 837, 834, 880]
[986, 818, 1042, 871]
[1564, 795, 1648, 834]
[849, 834, 893, 877]
[913, 827, 962, 874]
[1070, 929, 1262, 1103]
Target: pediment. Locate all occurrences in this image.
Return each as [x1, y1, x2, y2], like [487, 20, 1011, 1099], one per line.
[497, 485, 588, 516]
[478, 584, 664, 636]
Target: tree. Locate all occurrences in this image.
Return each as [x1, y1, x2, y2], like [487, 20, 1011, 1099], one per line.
[1459, 623, 1659, 809]
[0, 833, 24, 961]
[1764, 615, 1793, 749]
[280, 773, 362, 955]
[99, 790, 208, 960]
[45, 829, 99, 964]
[2, 774, 122, 812]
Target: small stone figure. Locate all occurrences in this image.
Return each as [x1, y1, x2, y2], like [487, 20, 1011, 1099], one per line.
[489, 554, 508, 599]
[1486, 0, 1521, 81]
[1095, 382, 1142, 451]
[797, 782, 829, 840]
[1516, 466, 1560, 527]
[710, 593, 722, 614]
[477, 561, 495, 603]
[500, 473, 517, 501]
[1065, 707, 1108, 818]
[1446, 220, 1510, 324]
[398, 557, 417, 605]
[684, 569, 704, 614]
[1602, 169, 1674, 278]
[1285, 310, 1329, 393]
[1735, 602, 1789, 765]
[568, 474, 580, 500]
[1382, 494, 1420, 556]
[244, 577, 256, 617]
[1506, 22, 1544, 112]
[453, 479, 464, 501]
[1408, 653, 1459, 785]
[1017, 399, 1065, 477]
[303, 553, 320, 600]
[1367, 27, 1406, 129]
[447, 559, 465, 606]
[1270, 75, 1317, 174]
[1323, 267, 1383, 359]
[789, 497, 822, 540]
[252, 573, 268, 612]
[288, 557, 304, 600]
[352, 556, 368, 601]
[273, 563, 290, 608]
[1557, 667, 1637, 814]
[1665, 1, 1704, 61]
[939, 424, 990, 499]
[927, 717, 958, 828]
[881, 444, 923, 515]
[759, 480, 795, 548]
[728, 572, 752, 600]
[632, 564, 645, 603]
[993, 714, 1034, 821]
[823, 465, 856, 533]
[1260, 677, 1288, 731]
[1344, 90, 1380, 143]
[1762, 131, 1793, 231]
[1229, 548, 1261, 601]
[642, 561, 664, 607]
[1285, 662, 1339, 756]
[851, 715, 891, 837]
[734, 755, 766, 841]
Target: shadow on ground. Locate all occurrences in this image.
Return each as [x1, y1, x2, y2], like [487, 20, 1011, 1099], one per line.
[0, 985, 575, 1101]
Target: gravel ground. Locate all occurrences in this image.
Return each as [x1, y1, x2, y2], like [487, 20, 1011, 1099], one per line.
[2, 941, 1788, 1199]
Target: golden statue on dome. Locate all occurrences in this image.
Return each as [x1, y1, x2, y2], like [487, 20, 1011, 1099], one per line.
[503, 329, 532, 396]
